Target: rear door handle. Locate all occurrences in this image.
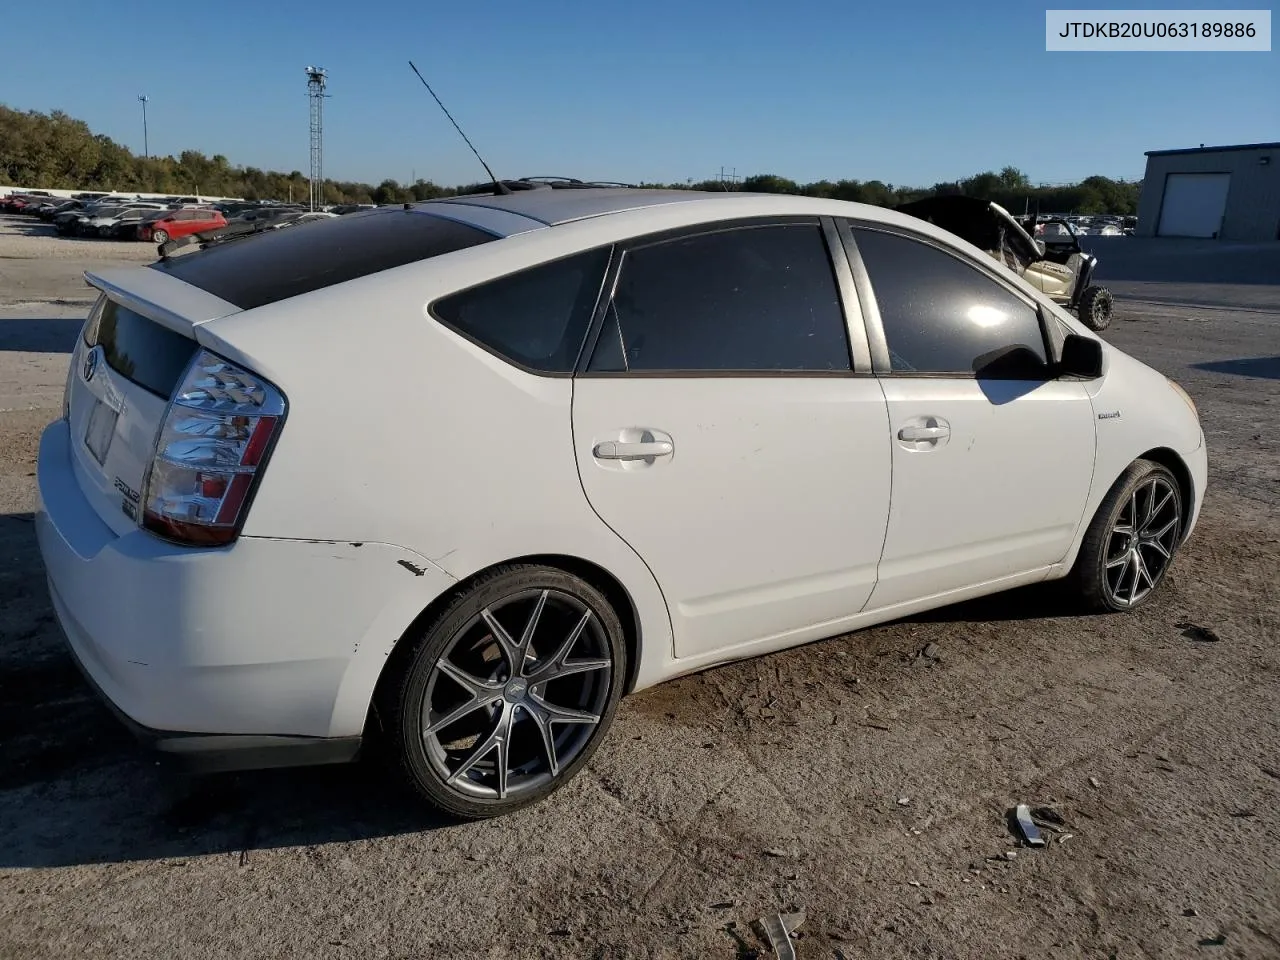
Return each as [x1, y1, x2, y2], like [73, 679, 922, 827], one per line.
[593, 440, 673, 461]
[898, 425, 949, 442]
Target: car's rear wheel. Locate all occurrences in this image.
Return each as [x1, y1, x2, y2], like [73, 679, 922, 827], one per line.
[1071, 459, 1183, 612]
[151, 229, 169, 244]
[383, 565, 626, 818]
[1078, 285, 1114, 331]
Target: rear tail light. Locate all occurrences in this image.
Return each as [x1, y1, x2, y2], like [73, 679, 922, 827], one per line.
[142, 350, 286, 546]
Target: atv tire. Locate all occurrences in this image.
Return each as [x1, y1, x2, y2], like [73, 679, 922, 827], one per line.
[1078, 285, 1114, 332]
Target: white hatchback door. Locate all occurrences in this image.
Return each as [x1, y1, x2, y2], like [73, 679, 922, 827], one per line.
[844, 224, 1097, 610]
[572, 219, 892, 660]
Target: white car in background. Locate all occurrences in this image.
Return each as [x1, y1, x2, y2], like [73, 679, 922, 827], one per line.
[36, 185, 1206, 818]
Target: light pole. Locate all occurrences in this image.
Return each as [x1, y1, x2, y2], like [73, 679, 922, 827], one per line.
[138, 95, 149, 159]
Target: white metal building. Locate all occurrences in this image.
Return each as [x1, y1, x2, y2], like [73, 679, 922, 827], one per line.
[1136, 142, 1280, 241]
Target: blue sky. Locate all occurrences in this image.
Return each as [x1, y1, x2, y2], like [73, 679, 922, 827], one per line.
[1, 0, 1275, 188]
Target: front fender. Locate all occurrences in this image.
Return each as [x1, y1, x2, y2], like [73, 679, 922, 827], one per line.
[1053, 347, 1206, 574]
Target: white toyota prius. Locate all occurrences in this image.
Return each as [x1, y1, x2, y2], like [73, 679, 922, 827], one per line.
[36, 184, 1207, 817]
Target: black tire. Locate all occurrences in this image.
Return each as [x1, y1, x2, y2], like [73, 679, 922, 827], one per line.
[1070, 459, 1184, 613]
[1078, 285, 1114, 331]
[152, 229, 169, 244]
[382, 564, 626, 819]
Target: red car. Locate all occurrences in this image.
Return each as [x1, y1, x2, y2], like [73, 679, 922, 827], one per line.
[138, 208, 228, 243]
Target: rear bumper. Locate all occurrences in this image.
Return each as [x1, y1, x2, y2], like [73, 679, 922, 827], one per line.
[35, 418, 456, 765]
[59, 632, 361, 774]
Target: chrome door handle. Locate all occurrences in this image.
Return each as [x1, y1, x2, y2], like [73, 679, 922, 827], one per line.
[593, 440, 673, 461]
[898, 425, 949, 442]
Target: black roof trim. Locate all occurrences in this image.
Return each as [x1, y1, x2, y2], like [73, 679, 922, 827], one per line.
[1145, 141, 1280, 157]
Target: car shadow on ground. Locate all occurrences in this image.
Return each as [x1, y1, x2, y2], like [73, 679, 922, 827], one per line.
[905, 580, 1095, 623]
[2, 220, 61, 238]
[0, 657, 454, 868]
[1192, 356, 1280, 380]
[0, 509, 1091, 869]
[0, 214, 120, 243]
[0, 317, 85, 352]
[0, 509, 454, 869]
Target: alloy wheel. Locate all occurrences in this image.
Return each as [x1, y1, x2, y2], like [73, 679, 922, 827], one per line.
[1103, 476, 1180, 607]
[420, 588, 613, 801]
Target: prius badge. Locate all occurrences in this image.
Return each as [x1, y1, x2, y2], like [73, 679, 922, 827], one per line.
[83, 348, 99, 382]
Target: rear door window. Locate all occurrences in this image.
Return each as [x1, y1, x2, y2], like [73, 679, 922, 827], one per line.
[588, 222, 852, 372]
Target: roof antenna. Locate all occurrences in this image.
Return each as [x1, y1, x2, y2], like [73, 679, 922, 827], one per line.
[408, 61, 509, 195]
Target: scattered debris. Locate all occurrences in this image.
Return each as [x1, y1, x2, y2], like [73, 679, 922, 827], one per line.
[1088, 776, 1102, 789]
[919, 642, 941, 661]
[1003, 851, 1018, 861]
[1057, 833, 1075, 845]
[908, 880, 922, 887]
[1177, 620, 1221, 643]
[1183, 908, 1199, 918]
[764, 848, 793, 859]
[1197, 934, 1227, 947]
[756, 911, 805, 960]
[1013, 804, 1046, 847]
[897, 797, 912, 807]
[864, 722, 891, 732]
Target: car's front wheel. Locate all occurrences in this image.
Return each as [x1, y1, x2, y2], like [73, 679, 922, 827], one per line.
[151, 229, 169, 244]
[383, 565, 626, 818]
[1071, 459, 1184, 612]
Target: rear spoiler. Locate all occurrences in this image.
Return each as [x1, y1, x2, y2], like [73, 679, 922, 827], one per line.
[83, 268, 242, 336]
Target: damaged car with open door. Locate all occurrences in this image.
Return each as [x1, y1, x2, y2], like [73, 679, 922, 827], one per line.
[896, 195, 1114, 331]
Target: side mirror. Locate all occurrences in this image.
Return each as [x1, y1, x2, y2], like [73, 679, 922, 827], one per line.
[1059, 333, 1103, 379]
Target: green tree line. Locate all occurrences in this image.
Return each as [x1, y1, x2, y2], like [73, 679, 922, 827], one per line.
[0, 104, 1140, 214]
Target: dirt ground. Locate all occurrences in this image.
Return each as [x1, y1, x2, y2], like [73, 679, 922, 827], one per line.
[0, 215, 1277, 959]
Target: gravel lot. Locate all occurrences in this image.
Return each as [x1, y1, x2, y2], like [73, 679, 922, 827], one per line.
[1, 215, 1277, 959]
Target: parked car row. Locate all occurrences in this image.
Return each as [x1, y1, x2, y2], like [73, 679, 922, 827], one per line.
[3, 190, 341, 243]
[43, 199, 227, 241]
[1031, 214, 1137, 237]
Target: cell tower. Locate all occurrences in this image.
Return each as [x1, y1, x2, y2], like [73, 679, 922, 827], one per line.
[305, 66, 328, 212]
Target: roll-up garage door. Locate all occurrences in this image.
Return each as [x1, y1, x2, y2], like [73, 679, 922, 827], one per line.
[1157, 173, 1231, 237]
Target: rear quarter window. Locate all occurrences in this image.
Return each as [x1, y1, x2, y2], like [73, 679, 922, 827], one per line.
[430, 247, 612, 373]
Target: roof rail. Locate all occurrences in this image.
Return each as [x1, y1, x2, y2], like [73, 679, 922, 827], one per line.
[456, 176, 639, 197]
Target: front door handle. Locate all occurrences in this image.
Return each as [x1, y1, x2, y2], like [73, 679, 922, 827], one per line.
[898, 425, 949, 442]
[593, 440, 673, 461]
